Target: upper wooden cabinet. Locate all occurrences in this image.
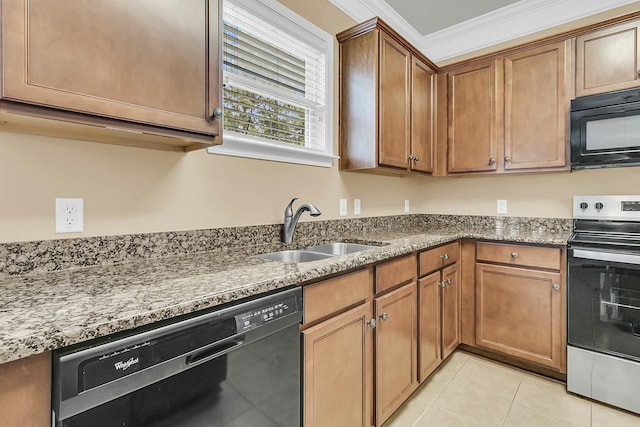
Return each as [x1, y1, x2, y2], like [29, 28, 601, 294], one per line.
[447, 60, 501, 173]
[0, 0, 222, 151]
[337, 18, 437, 175]
[504, 42, 570, 170]
[576, 19, 640, 97]
[446, 40, 571, 174]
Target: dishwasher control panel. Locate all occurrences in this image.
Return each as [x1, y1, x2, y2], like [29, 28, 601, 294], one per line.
[235, 294, 299, 332]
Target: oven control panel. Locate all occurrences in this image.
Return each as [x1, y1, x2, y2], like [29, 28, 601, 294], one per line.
[574, 195, 640, 220]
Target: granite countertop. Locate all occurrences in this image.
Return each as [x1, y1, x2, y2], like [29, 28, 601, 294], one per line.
[0, 225, 570, 365]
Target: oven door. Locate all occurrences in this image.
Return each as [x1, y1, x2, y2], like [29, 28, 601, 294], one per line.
[568, 247, 640, 361]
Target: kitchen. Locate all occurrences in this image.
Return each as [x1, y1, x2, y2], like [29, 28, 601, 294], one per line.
[2, 0, 640, 426]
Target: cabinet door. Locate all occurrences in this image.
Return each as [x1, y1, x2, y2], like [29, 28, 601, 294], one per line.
[303, 303, 373, 427]
[0, 352, 51, 427]
[410, 57, 434, 173]
[375, 282, 418, 426]
[475, 263, 563, 370]
[1, 0, 221, 136]
[504, 41, 570, 170]
[441, 263, 460, 360]
[418, 272, 441, 382]
[447, 61, 502, 173]
[576, 20, 640, 97]
[379, 32, 411, 169]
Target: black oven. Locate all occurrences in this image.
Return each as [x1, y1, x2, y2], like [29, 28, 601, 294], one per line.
[52, 287, 303, 427]
[570, 87, 640, 169]
[567, 195, 640, 414]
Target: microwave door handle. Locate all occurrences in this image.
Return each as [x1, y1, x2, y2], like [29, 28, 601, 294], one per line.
[572, 249, 640, 265]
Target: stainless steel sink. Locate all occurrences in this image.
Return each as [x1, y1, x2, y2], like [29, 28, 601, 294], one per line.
[255, 242, 379, 263]
[303, 242, 378, 255]
[254, 250, 334, 263]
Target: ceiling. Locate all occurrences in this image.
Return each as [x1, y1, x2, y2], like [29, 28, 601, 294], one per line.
[384, 0, 520, 35]
[329, 0, 640, 64]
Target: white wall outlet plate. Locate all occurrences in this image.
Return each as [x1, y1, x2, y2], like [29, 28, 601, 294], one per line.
[56, 198, 84, 233]
[404, 200, 410, 213]
[354, 199, 361, 215]
[339, 199, 348, 216]
[497, 199, 508, 214]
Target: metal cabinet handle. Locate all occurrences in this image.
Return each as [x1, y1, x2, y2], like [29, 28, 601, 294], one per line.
[440, 253, 449, 261]
[367, 319, 377, 328]
[439, 279, 452, 288]
[511, 252, 518, 258]
[504, 156, 511, 163]
[552, 283, 560, 291]
[489, 157, 496, 165]
[212, 108, 223, 120]
[408, 155, 414, 161]
[380, 312, 389, 321]
[414, 156, 419, 162]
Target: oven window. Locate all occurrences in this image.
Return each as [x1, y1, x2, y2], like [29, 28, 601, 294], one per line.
[568, 255, 640, 361]
[59, 323, 300, 427]
[585, 114, 640, 151]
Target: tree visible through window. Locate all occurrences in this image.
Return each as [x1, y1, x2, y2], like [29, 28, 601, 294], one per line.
[210, 0, 334, 167]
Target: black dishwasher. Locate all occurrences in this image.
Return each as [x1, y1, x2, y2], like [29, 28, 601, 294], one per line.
[52, 287, 302, 427]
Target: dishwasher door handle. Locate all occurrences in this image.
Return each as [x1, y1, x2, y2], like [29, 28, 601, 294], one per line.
[186, 337, 245, 367]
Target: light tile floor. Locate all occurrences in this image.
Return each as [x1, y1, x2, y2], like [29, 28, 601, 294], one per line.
[383, 351, 640, 427]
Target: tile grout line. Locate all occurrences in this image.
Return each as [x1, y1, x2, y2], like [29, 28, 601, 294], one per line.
[412, 353, 471, 426]
[501, 376, 524, 427]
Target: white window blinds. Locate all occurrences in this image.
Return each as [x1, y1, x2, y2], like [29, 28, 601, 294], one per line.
[219, 0, 331, 158]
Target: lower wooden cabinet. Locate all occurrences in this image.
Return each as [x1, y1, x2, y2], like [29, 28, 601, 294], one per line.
[375, 282, 418, 425]
[0, 351, 51, 426]
[418, 263, 460, 381]
[418, 272, 441, 381]
[475, 244, 565, 371]
[441, 264, 461, 360]
[303, 303, 374, 427]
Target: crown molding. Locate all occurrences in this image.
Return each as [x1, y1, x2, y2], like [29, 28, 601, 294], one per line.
[329, 0, 640, 63]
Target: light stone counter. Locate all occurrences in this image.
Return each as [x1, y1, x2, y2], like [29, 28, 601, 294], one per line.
[0, 219, 571, 365]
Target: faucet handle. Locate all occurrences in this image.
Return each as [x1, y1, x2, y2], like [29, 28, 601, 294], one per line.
[285, 198, 299, 217]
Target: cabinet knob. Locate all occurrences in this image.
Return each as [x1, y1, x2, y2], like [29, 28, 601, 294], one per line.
[511, 251, 518, 258]
[445, 279, 452, 286]
[489, 157, 496, 165]
[504, 156, 511, 163]
[367, 319, 377, 328]
[408, 155, 414, 161]
[212, 108, 223, 120]
[414, 156, 419, 162]
[552, 283, 560, 291]
[380, 312, 389, 321]
[439, 281, 447, 288]
[440, 253, 449, 261]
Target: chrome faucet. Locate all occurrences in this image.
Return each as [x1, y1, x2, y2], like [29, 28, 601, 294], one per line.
[282, 198, 321, 243]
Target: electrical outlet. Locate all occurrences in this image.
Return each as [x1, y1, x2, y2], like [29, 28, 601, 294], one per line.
[339, 199, 348, 216]
[56, 198, 84, 233]
[497, 199, 508, 214]
[404, 200, 410, 213]
[354, 199, 361, 215]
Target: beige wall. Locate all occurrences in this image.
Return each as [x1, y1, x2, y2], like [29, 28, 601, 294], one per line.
[1, 0, 639, 244]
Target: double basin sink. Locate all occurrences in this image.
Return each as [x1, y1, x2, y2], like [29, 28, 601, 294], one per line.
[255, 242, 379, 263]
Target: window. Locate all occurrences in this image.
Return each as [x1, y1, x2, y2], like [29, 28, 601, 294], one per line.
[208, 0, 337, 167]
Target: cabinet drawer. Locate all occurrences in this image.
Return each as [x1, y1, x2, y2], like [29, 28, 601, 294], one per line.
[419, 242, 460, 276]
[304, 269, 372, 325]
[476, 242, 560, 270]
[375, 255, 416, 294]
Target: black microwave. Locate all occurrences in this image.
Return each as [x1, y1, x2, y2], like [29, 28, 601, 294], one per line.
[570, 87, 640, 169]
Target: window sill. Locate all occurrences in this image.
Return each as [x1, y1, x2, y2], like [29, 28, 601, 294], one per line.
[207, 132, 339, 168]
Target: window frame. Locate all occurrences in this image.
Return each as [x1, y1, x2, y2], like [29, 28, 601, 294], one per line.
[208, 0, 337, 168]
